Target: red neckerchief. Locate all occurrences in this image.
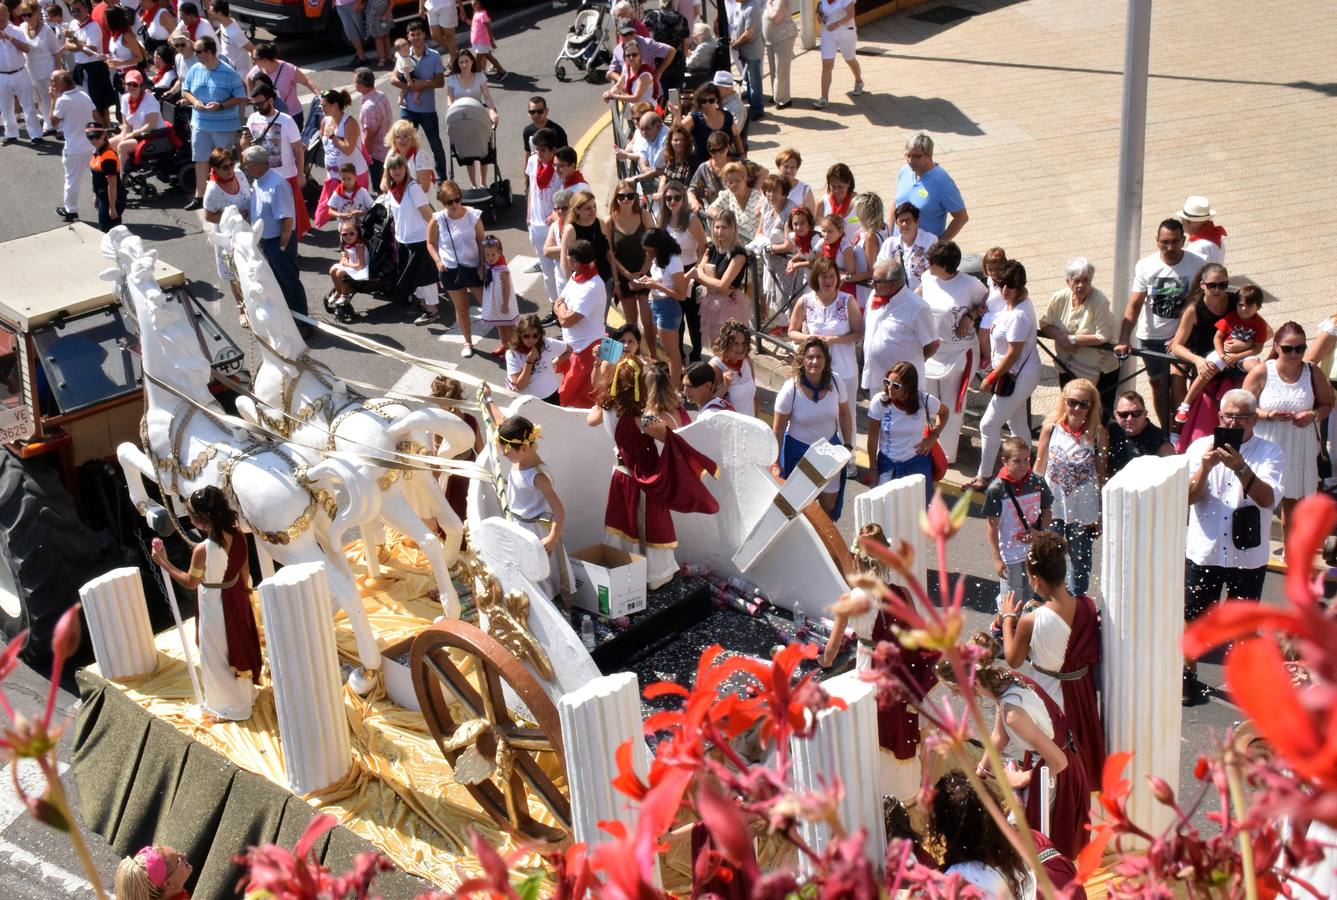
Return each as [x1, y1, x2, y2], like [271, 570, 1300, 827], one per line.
[827, 190, 852, 219]
[389, 181, 407, 203]
[1059, 418, 1087, 439]
[334, 181, 354, 200]
[703, 397, 734, 412]
[623, 63, 660, 100]
[152, 62, 172, 84]
[341, 237, 362, 252]
[140, 7, 154, 23]
[1189, 222, 1228, 247]
[793, 231, 814, 254]
[719, 355, 744, 373]
[572, 261, 598, 283]
[209, 171, 239, 193]
[126, 89, 145, 116]
[185, 18, 201, 40]
[562, 169, 586, 188]
[534, 157, 554, 190]
[819, 239, 857, 296]
[869, 291, 891, 311]
[999, 465, 1031, 486]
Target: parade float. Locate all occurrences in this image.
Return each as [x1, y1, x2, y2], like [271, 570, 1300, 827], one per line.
[37, 220, 1199, 897]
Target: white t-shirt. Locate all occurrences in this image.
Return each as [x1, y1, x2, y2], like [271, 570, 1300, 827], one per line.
[861, 287, 936, 389]
[876, 228, 937, 292]
[1186, 236, 1225, 266]
[921, 270, 988, 369]
[203, 170, 252, 215]
[525, 154, 557, 227]
[1132, 250, 1206, 341]
[630, 125, 667, 172]
[648, 255, 683, 303]
[945, 862, 1036, 900]
[244, 111, 301, 180]
[217, 20, 252, 74]
[559, 276, 607, 352]
[54, 88, 96, 146]
[869, 392, 941, 462]
[988, 297, 1039, 377]
[327, 185, 374, 219]
[119, 92, 162, 131]
[388, 182, 431, 244]
[818, 0, 855, 28]
[775, 376, 848, 445]
[432, 206, 482, 268]
[710, 357, 756, 417]
[506, 338, 570, 399]
[70, 19, 102, 65]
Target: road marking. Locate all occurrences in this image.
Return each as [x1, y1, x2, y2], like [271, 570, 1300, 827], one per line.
[0, 838, 97, 896]
[572, 110, 612, 167]
[0, 760, 68, 832]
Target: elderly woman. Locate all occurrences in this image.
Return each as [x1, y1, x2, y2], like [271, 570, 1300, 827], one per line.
[384, 118, 434, 194]
[866, 360, 947, 499]
[705, 161, 767, 245]
[876, 201, 936, 292]
[763, 0, 798, 109]
[688, 130, 729, 212]
[109, 71, 162, 168]
[773, 337, 853, 519]
[1039, 257, 1120, 417]
[921, 239, 988, 464]
[968, 259, 1040, 491]
[1245, 321, 1334, 536]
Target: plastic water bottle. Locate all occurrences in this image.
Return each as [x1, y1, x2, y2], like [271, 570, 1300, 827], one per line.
[580, 615, 596, 651]
[679, 562, 711, 577]
[725, 575, 764, 599]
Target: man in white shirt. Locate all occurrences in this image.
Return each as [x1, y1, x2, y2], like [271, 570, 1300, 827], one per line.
[50, 69, 96, 220]
[0, 5, 39, 145]
[1114, 218, 1206, 428]
[524, 127, 560, 313]
[1182, 388, 1282, 703]
[173, 2, 216, 45]
[1178, 194, 1226, 265]
[555, 238, 608, 408]
[210, 1, 254, 74]
[862, 258, 938, 390]
[240, 83, 303, 183]
[64, 0, 112, 126]
[614, 110, 666, 190]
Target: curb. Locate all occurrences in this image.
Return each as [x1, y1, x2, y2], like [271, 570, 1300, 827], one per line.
[573, 110, 612, 168]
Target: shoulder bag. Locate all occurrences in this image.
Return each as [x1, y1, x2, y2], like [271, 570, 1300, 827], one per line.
[920, 392, 948, 482]
[1309, 363, 1332, 481]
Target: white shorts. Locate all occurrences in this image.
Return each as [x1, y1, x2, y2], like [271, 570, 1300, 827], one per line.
[425, 4, 458, 29]
[471, 42, 494, 55]
[820, 26, 856, 61]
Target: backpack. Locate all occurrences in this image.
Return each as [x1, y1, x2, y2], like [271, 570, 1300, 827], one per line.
[644, 8, 690, 49]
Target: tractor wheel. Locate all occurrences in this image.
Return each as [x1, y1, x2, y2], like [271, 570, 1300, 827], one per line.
[0, 453, 114, 660]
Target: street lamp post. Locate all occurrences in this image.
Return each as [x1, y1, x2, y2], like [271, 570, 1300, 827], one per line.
[1112, 0, 1153, 316]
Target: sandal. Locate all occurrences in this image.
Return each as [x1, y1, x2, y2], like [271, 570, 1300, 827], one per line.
[962, 477, 991, 492]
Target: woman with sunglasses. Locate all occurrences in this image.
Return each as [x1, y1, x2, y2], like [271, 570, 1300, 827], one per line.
[426, 179, 485, 346]
[773, 337, 852, 519]
[560, 189, 616, 290]
[384, 152, 439, 326]
[605, 179, 658, 356]
[1245, 321, 1334, 536]
[686, 82, 742, 165]
[1169, 263, 1245, 449]
[600, 39, 659, 110]
[1034, 378, 1106, 595]
[866, 361, 946, 500]
[688, 129, 730, 212]
[202, 147, 251, 315]
[109, 70, 161, 169]
[1304, 311, 1337, 487]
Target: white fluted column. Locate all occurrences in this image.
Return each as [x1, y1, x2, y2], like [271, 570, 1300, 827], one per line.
[557, 673, 654, 872]
[853, 474, 928, 591]
[79, 567, 157, 680]
[258, 562, 351, 795]
[789, 670, 886, 874]
[1101, 454, 1190, 835]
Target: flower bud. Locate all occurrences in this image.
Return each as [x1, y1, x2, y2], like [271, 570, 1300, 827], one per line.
[1147, 774, 1175, 805]
[52, 605, 82, 664]
[1194, 755, 1209, 781]
[25, 794, 70, 833]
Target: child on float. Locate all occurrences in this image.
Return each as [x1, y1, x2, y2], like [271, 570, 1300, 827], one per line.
[478, 233, 518, 356]
[506, 313, 571, 404]
[115, 844, 193, 900]
[482, 389, 573, 606]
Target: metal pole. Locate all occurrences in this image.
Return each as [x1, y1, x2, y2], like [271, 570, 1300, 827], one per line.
[1112, 0, 1152, 321]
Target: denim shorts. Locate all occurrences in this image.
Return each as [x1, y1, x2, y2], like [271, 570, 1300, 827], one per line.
[1137, 337, 1173, 381]
[649, 298, 683, 330]
[190, 128, 239, 163]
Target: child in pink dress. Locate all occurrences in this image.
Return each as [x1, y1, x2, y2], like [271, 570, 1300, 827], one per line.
[469, 0, 506, 78]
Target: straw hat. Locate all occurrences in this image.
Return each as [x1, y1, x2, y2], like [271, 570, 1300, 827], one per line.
[1178, 195, 1216, 221]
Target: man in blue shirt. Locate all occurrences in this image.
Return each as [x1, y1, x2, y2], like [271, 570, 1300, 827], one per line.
[894, 132, 968, 241]
[243, 145, 308, 318]
[396, 19, 447, 180]
[181, 36, 247, 211]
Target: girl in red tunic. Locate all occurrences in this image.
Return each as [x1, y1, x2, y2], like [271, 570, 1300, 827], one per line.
[586, 356, 720, 589]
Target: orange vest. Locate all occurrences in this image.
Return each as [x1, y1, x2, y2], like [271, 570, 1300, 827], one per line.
[89, 145, 119, 176]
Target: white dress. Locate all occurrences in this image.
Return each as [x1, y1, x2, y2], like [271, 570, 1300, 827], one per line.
[1254, 359, 1317, 500]
[801, 291, 858, 404]
[506, 463, 573, 600]
[197, 538, 256, 721]
[480, 260, 516, 324]
[999, 683, 1054, 753]
[1019, 605, 1071, 715]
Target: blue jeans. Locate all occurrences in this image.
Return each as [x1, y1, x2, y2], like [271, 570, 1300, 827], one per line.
[1051, 520, 1096, 596]
[260, 235, 307, 316]
[400, 107, 447, 179]
[741, 55, 764, 116]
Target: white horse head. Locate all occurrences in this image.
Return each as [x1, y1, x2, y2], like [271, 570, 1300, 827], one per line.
[219, 208, 308, 362]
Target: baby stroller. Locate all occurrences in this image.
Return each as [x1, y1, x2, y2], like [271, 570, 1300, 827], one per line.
[445, 98, 511, 222]
[123, 97, 195, 201]
[554, 0, 612, 83]
[321, 201, 398, 323]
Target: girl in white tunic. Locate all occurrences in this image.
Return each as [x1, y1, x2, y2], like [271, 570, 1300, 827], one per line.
[478, 234, 517, 350]
[1246, 321, 1334, 535]
[482, 402, 573, 605]
[709, 320, 757, 418]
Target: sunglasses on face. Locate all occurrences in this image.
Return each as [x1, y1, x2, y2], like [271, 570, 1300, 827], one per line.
[527, 108, 545, 116]
[1066, 397, 1092, 410]
[699, 98, 718, 105]
[616, 192, 636, 201]
[1279, 343, 1307, 355]
[1115, 409, 1144, 419]
[1202, 280, 1229, 290]
[665, 194, 683, 202]
[443, 197, 462, 206]
[884, 379, 905, 391]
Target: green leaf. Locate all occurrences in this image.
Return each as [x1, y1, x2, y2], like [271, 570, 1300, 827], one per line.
[514, 871, 544, 900]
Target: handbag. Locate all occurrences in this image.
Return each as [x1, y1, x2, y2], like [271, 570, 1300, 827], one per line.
[920, 393, 948, 482]
[992, 345, 1034, 397]
[1308, 364, 1332, 481]
[1232, 505, 1262, 551]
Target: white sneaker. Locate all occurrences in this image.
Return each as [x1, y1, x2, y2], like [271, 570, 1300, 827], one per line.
[814, 97, 828, 109]
[461, 344, 475, 358]
[850, 81, 865, 97]
[413, 309, 438, 326]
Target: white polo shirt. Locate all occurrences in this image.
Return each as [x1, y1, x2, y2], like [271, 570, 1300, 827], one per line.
[1184, 432, 1284, 570]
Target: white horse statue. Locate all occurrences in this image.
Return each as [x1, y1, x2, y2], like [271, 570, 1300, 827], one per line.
[212, 208, 476, 618]
[106, 227, 384, 689]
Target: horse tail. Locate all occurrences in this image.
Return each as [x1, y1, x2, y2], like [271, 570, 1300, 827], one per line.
[303, 453, 382, 553]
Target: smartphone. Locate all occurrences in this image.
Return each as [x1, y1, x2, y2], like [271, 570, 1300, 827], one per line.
[1214, 426, 1244, 450]
[597, 336, 625, 364]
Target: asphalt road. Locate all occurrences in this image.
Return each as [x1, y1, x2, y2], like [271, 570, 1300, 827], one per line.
[0, 1, 1284, 889]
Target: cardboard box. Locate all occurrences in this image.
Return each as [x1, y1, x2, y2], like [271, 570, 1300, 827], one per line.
[570, 544, 648, 618]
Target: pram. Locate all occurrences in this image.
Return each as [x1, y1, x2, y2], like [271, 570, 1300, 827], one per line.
[321, 201, 398, 324]
[553, 0, 613, 83]
[123, 97, 195, 201]
[445, 97, 511, 223]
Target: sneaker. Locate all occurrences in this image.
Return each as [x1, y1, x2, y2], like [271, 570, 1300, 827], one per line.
[413, 309, 438, 326]
[489, 344, 506, 357]
[460, 344, 475, 358]
[42, 128, 58, 138]
[1174, 403, 1191, 424]
[814, 97, 828, 109]
[55, 207, 78, 222]
[850, 81, 865, 97]
[527, 261, 542, 273]
[184, 197, 203, 211]
[775, 100, 791, 110]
